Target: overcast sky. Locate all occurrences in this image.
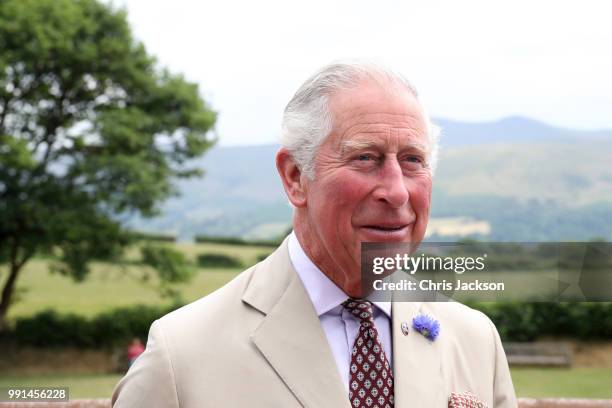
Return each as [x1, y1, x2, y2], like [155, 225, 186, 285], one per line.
[117, 0, 612, 146]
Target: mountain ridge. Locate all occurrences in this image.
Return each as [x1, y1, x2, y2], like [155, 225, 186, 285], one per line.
[128, 116, 612, 241]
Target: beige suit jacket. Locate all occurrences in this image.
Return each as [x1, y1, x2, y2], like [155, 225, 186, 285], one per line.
[112, 239, 517, 407]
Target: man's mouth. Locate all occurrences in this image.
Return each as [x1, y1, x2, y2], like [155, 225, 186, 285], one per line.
[355, 214, 417, 241]
[363, 225, 407, 232]
[358, 223, 413, 241]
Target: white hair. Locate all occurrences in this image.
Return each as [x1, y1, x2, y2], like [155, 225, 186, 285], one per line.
[280, 60, 440, 179]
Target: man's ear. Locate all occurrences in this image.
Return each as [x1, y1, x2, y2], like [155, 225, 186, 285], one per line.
[276, 148, 308, 208]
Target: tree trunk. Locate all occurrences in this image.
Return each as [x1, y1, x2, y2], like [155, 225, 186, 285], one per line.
[0, 265, 22, 333]
[0, 236, 27, 333]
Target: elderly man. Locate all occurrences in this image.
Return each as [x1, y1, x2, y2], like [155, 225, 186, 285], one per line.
[112, 62, 517, 407]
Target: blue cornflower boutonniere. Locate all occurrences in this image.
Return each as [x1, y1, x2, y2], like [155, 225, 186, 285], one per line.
[412, 314, 440, 341]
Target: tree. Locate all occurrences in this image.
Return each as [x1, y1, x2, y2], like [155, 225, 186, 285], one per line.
[0, 0, 216, 331]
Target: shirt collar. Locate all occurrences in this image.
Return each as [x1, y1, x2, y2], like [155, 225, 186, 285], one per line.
[288, 231, 391, 318]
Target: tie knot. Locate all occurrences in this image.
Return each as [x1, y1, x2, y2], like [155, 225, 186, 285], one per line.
[342, 299, 374, 323]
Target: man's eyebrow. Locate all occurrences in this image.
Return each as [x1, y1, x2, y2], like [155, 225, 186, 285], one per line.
[339, 140, 430, 156]
[339, 140, 380, 155]
[401, 142, 429, 156]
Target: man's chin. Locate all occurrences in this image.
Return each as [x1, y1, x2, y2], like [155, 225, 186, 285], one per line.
[343, 283, 371, 299]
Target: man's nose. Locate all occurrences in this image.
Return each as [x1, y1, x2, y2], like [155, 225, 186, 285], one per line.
[372, 157, 409, 208]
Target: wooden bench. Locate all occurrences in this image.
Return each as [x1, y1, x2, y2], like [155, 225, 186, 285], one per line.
[504, 342, 573, 367]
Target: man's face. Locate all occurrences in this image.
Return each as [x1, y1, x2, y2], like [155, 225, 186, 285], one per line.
[299, 80, 432, 296]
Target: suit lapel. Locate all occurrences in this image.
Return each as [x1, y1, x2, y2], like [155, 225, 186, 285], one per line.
[392, 301, 445, 407]
[243, 240, 446, 407]
[244, 239, 350, 408]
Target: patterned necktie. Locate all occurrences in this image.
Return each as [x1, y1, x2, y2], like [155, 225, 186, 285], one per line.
[343, 299, 394, 408]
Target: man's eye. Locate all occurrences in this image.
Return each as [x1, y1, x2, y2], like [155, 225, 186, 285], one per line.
[404, 156, 423, 163]
[357, 154, 374, 161]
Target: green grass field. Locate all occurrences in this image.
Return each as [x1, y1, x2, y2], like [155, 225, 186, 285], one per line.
[5, 242, 270, 319]
[511, 367, 612, 398]
[7, 260, 241, 319]
[1, 368, 611, 399]
[0, 373, 122, 399]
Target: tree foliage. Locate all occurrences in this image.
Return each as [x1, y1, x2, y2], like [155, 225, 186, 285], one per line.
[0, 0, 216, 329]
[141, 244, 194, 301]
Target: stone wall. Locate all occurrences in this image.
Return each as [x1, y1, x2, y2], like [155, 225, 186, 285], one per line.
[519, 399, 612, 407]
[1, 398, 612, 407]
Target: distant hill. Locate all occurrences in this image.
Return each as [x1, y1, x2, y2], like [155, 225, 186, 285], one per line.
[435, 142, 612, 205]
[129, 144, 288, 240]
[433, 116, 612, 147]
[129, 116, 612, 241]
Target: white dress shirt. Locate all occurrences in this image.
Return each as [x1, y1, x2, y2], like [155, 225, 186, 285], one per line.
[287, 232, 392, 392]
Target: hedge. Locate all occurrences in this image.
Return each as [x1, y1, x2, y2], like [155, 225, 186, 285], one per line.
[197, 253, 243, 268]
[8, 302, 612, 348]
[131, 231, 177, 242]
[469, 302, 612, 342]
[193, 235, 280, 247]
[13, 303, 183, 348]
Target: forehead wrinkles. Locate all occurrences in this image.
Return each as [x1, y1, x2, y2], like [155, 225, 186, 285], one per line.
[335, 113, 424, 134]
[333, 114, 427, 151]
[334, 113, 425, 142]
